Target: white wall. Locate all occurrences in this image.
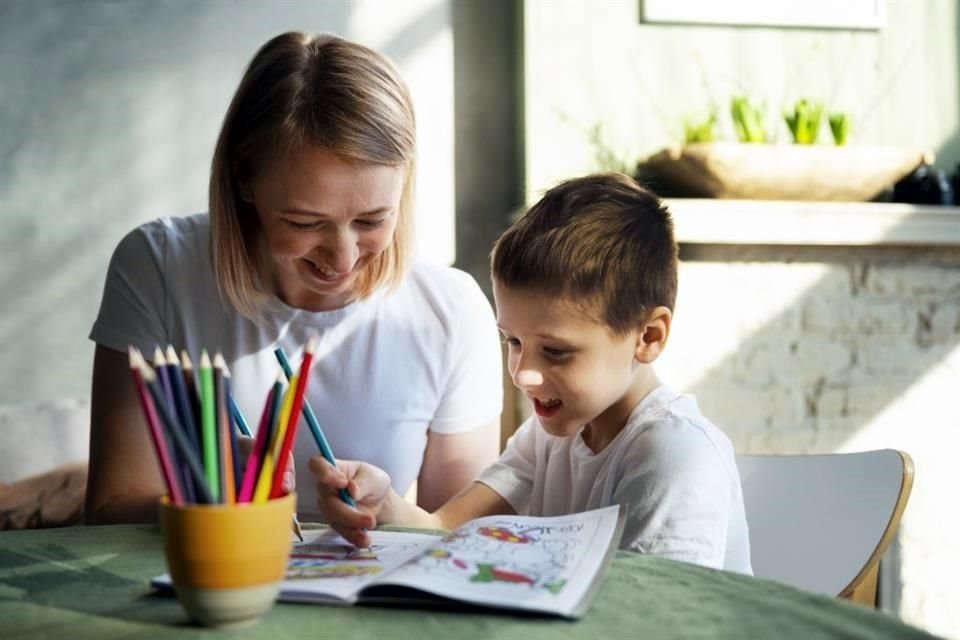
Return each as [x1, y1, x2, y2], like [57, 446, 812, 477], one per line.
[0, 0, 454, 406]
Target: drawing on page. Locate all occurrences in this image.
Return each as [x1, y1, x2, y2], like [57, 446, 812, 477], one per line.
[409, 519, 585, 594]
[285, 537, 425, 581]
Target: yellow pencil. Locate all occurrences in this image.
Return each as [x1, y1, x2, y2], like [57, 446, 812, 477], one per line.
[253, 374, 297, 503]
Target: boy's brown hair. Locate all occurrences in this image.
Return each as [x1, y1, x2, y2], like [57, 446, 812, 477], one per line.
[491, 173, 677, 334]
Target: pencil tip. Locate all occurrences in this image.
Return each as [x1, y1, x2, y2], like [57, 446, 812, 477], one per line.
[200, 349, 211, 367]
[213, 352, 226, 369]
[165, 345, 180, 364]
[305, 336, 318, 354]
[153, 346, 167, 366]
[181, 350, 193, 369]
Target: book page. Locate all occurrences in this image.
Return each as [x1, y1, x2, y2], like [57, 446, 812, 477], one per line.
[368, 505, 622, 617]
[279, 529, 439, 603]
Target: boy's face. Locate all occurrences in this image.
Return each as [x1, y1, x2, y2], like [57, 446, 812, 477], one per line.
[494, 282, 656, 440]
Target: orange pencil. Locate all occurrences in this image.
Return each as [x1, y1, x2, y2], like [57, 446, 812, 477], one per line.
[269, 338, 317, 499]
[214, 353, 236, 504]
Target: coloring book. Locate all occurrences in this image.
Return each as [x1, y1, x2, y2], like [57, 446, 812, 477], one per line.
[281, 504, 624, 618]
[153, 504, 624, 618]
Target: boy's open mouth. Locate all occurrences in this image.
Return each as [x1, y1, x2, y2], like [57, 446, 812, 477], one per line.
[533, 397, 562, 418]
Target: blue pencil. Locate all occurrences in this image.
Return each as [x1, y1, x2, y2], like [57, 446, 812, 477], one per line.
[274, 345, 355, 507]
[229, 394, 252, 437]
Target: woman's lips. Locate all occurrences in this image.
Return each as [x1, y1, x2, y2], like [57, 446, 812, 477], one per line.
[304, 259, 351, 285]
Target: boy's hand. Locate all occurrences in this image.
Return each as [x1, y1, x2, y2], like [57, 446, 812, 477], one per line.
[237, 435, 295, 494]
[308, 456, 387, 547]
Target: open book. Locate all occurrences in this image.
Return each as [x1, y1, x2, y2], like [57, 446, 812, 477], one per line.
[154, 505, 624, 619]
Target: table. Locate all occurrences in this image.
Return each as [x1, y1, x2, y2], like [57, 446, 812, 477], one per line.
[0, 524, 940, 639]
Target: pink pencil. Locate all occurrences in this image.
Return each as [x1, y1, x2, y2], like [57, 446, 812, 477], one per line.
[269, 338, 317, 499]
[128, 347, 184, 505]
[237, 374, 280, 503]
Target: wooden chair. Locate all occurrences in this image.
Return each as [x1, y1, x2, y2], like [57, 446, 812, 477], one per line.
[736, 449, 914, 607]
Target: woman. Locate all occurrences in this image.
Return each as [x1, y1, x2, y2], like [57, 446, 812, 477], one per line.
[85, 32, 503, 523]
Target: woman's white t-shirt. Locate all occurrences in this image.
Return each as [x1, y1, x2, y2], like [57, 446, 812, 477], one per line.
[90, 214, 503, 518]
[477, 386, 752, 573]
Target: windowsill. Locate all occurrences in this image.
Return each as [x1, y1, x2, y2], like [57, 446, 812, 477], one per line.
[666, 199, 960, 246]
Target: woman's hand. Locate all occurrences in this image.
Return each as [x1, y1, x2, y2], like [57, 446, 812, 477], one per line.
[309, 457, 387, 547]
[237, 435, 295, 494]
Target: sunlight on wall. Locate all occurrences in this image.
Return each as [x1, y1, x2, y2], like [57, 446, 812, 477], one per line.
[839, 346, 960, 634]
[657, 262, 832, 391]
[350, 0, 455, 266]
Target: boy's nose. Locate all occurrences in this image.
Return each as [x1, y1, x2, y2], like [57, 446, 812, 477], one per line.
[513, 368, 544, 389]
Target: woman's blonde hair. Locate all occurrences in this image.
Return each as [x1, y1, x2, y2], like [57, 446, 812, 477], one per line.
[210, 32, 417, 319]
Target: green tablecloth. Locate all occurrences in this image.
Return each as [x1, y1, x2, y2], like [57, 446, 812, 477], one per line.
[0, 524, 940, 640]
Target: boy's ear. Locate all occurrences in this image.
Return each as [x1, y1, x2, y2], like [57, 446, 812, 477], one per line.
[634, 306, 672, 363]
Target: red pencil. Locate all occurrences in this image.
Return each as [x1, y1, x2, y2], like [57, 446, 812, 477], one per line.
[128, 347, 184, 505]
[269, 338, 317, 499]
[237, 372, 281, 503]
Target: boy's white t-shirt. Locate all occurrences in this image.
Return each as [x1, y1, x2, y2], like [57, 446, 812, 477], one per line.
[90, 214, 503, 518]
[477, 386, 752, 573]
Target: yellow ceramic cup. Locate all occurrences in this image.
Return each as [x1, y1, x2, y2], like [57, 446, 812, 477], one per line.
[159, 493, 295, 628]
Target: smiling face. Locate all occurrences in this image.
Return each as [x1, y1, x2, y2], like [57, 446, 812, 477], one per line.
[247, 146, 405, 311]
[493, 281, 667, 447]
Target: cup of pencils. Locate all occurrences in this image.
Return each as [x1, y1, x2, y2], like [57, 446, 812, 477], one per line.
[159, 493, 295, 627]
[128, 340, 319, 627]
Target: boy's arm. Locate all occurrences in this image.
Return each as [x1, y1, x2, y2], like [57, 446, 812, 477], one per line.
[381, 481, 515, 531]
[309, 457, 514, 547]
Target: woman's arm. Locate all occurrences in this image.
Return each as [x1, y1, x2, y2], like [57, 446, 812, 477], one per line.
[416, 418, 501, 512]
[84, 345, 166, 524]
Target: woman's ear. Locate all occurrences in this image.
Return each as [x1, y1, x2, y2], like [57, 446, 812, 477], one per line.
[634, 306, 672, 363]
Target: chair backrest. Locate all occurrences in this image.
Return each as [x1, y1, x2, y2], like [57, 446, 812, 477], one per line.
[736, 449, 913, 604]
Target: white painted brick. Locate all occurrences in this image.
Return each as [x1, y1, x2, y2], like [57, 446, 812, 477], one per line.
[916, 302, 960, 345]
[864, 265, 960, 296]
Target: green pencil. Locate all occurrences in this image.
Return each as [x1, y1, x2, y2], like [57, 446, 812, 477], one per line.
[199, 349, 220, 502]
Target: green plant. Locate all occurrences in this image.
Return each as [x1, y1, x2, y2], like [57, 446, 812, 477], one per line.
[684, 110, 717, 143]
[730, 96, 767, 143]
[784, 99, 824, 144]
[828, 112, 852, 146]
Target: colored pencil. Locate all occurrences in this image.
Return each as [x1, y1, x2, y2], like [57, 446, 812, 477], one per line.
[156, 347, 195, 503]
[128, 347, 184, 505]
[134, 350, 214, 504]
[269, 339, 316, 499]
[237, 376, 279, 503]
[180, 351, 204, 453]
[166, 346, 202, 455]
[253, 374, 296, 503]
[198, 350, 220, 502]
[222, 362, 243, 496]
[229, 394, 252, 437]
[274, 345, 356, 507]
[214, 353, 236, 504]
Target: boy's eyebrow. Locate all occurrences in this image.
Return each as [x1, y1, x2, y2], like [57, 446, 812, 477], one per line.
[497, 326, 570, 342]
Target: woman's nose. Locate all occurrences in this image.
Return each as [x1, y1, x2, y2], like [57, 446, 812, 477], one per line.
[321, 229, 359, 273]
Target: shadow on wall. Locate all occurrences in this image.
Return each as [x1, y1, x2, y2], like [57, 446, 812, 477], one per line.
[0, 1, 448, 407]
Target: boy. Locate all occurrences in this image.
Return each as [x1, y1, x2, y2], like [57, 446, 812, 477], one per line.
[310, 173, 752, 573]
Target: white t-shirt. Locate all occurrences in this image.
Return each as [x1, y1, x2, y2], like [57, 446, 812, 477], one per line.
[477, 386, 752, 573]
[90, 214, 503, 518]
